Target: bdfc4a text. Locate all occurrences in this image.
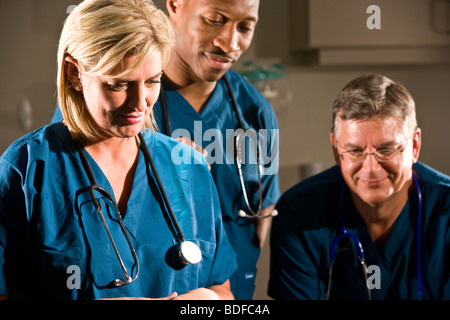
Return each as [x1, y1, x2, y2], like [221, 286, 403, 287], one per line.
[180, 304, 270, 317]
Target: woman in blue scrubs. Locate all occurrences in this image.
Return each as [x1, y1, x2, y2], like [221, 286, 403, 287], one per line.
[0, 0, 236, 300]
[269, 74, 450, 300]
[51, 0, 281, 300]
[52, 0, 280, 300]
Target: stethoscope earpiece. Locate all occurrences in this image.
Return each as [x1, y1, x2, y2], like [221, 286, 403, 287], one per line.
[237, 208, 278, 219]
[238, 210, 247, 218]
[162, 75, 270, 221]
[113, 277, 132, 287]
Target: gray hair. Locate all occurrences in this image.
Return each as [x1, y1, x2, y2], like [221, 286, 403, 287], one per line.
[331, 74, 418, 140]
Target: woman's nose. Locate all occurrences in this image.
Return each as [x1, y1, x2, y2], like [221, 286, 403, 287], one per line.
[129, 85, 148, 111]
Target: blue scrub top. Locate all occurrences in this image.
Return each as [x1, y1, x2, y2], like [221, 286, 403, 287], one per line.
[50, 70, 281, 299]
[153, 70, 280, 299]
[269, 163, 450, 300]
[0, 123, 237, 299]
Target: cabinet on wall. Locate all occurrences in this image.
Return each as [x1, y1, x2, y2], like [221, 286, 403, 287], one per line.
[290, 0, 450, 65]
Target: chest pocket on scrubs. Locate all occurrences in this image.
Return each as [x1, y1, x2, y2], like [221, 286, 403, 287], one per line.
[174, 239, 216, 294]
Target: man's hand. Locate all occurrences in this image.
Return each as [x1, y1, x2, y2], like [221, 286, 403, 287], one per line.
[175, 136, 211, 170]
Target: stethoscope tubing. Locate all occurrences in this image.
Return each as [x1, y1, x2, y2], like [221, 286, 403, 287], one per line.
[75, 133, 202, 287]
[137, 133, 186, 243]
[412, 173, 423, 299]
[160, 75, 271, 219]
[330, 173, 423, 299]
[138, 133, 202, 265]
[75, 142, 140, 286]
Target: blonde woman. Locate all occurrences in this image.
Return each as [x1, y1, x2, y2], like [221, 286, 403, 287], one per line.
[0, 0, 236, 300]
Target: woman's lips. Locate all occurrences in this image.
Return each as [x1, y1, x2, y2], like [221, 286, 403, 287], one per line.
[120, 114, 144, 125]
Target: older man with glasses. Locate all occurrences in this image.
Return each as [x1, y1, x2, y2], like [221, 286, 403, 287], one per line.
[268, 74, 450, 300]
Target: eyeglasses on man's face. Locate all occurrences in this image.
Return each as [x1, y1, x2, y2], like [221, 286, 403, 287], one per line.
[338, 144, 407, 163]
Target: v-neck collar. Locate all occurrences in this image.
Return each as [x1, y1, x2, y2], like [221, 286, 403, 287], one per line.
[344, 192, 413, 263]
[375, 199, 412, 261]
[80, 144, 147, 237]
[353, 198, 413, 266]
[162, 76, 228, 121]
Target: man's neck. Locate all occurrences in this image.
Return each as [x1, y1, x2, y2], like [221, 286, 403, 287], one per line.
[351, 182, 412, 248]
[163, 64, 218, 113]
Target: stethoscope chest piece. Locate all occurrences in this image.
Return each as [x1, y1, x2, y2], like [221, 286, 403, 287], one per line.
[179, 240, 202, 265]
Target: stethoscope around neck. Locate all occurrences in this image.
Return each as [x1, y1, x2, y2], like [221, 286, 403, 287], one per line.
[160, 75, 277, 219]
[75, 133, 202, 287]
[327, 173, 423, 300]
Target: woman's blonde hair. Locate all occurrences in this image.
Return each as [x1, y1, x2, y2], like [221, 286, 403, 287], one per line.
[57, 0, 174, 140]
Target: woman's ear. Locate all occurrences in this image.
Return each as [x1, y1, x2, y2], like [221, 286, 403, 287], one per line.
[65, 56, 83, 91]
